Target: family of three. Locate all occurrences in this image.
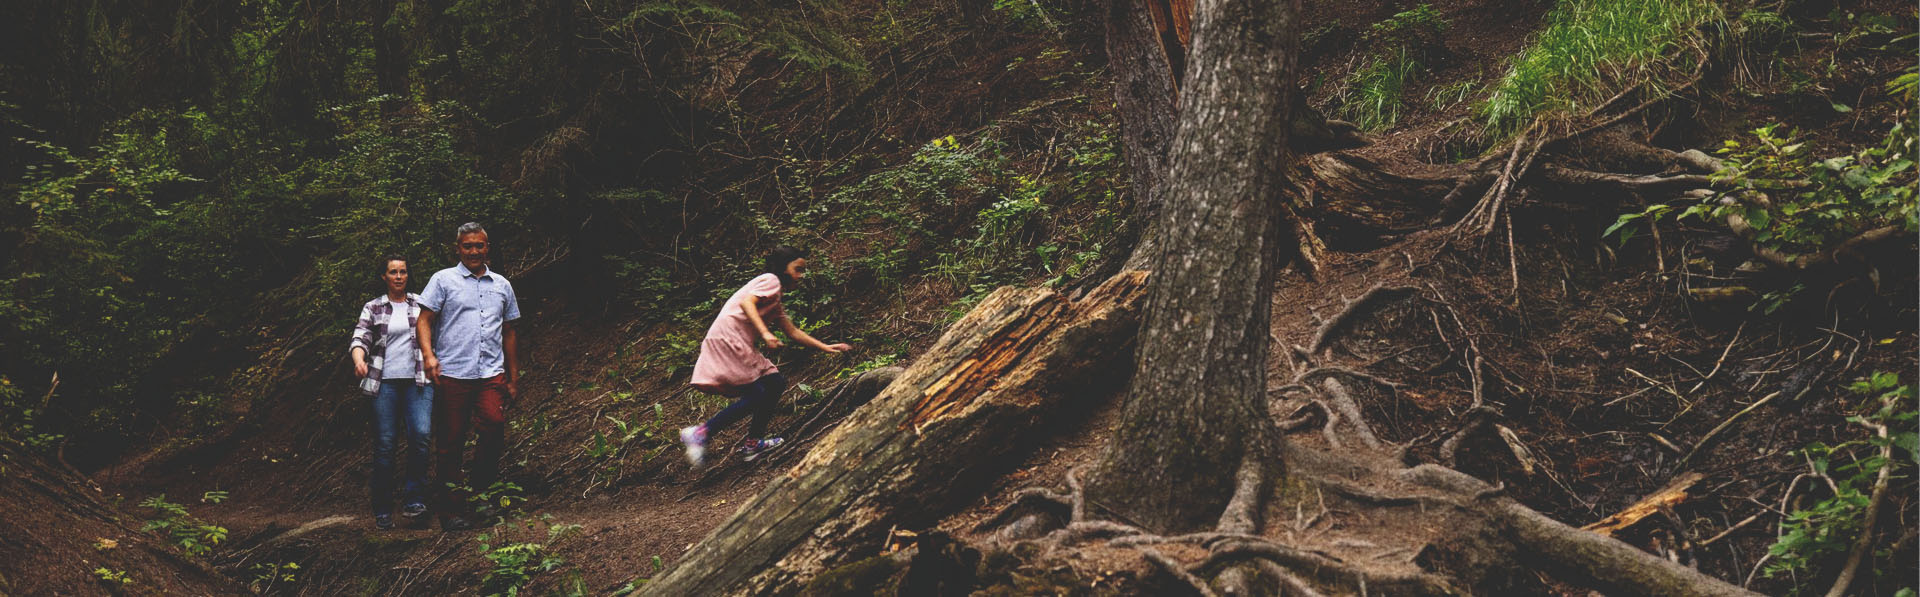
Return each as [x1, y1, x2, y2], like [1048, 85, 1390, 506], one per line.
[350, 223, 848, 531]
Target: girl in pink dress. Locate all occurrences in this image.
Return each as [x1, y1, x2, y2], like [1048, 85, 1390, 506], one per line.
[680, 246, 852, 466]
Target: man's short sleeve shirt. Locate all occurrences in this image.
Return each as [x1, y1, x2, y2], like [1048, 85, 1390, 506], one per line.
[420, 264, 521, 380]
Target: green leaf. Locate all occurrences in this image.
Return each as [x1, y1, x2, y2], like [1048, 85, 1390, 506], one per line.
[1831, 102, 1853, 113]
[1604, 213, 1641, 237]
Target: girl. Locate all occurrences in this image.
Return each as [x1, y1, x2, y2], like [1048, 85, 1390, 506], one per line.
[680, 246, 851, 466]
[349, 255, 435, 530]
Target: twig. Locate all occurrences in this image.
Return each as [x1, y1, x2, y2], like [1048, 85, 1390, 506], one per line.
[1700, 512, 1765, 546]
[1690, 322, 1746, 393]
[1681, 391, 1783, 467]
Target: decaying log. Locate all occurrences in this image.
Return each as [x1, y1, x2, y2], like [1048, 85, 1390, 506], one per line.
[1401, 465, 1763, 597]
[640, 272, 1150, 597]
[1581, 472, 1706, 537]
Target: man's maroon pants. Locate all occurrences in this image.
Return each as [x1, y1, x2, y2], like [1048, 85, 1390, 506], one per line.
[434, 374, 508, 515]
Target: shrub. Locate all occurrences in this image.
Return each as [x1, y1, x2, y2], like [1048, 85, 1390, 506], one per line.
[1764, 372, 1916, 595]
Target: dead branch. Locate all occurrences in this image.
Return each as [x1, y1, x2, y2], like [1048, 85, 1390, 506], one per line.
[1582, 472, 1706, 537]
[1681, 391, 1782, 467]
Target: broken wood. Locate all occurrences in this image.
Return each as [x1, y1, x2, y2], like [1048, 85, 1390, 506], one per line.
[1582, 472, 1707, 537]
[640, 272, 1150, 596]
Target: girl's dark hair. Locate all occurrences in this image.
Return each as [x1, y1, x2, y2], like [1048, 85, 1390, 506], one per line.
[378, 254, 409, 279]
[764, 245, 809, 288]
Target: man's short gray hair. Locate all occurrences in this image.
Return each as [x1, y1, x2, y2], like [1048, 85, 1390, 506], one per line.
[456, 222, 487, 241]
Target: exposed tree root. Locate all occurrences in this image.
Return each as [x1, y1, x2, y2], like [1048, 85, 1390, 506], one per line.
[1307, 284, 1417, 357]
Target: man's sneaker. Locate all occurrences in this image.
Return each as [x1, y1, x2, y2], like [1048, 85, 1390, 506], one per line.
[679, 425, 709, 467]
[739, 437, 785, 461]
[374, 514, 394, 530]
[400, 502, 428, 520]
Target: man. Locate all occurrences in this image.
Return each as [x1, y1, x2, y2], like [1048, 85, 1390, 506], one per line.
[418, 222, 522, 531]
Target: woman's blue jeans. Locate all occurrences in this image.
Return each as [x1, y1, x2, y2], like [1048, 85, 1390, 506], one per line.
[371, 380, 434, 516]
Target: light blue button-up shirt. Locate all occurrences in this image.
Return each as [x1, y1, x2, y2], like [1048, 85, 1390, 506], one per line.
[419, 264, 522, 380]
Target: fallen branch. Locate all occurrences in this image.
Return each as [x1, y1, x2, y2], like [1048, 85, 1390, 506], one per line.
[1681, 391, 1782, 467]
[1582, 472, 1706, 537]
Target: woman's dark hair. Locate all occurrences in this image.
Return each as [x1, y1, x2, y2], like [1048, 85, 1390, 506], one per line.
[764, 245, 809, 288]
[378, 254, 410, 279]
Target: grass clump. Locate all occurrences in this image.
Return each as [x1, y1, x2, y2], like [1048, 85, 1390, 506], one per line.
[1338, 4, 1449, 130]
[1480, 0, 1720, 136]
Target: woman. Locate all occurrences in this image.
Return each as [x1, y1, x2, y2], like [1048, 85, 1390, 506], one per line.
[679, 246, 851, 466]
[349, 255, 435, 530]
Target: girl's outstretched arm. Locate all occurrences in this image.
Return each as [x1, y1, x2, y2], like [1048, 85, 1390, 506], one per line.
[779, 311, 851, 353]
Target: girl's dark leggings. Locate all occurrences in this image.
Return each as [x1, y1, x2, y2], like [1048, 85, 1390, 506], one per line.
[704, 372, 788, 439]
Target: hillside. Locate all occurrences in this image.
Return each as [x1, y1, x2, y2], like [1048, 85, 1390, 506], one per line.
[1, 0, 1914, 595]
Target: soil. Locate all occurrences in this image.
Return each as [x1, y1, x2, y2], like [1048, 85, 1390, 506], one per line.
[5, 0, 1913, 594]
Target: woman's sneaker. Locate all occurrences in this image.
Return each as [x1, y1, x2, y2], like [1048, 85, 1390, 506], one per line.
[400, 502, 428, 520]
[739, 437, 784, 461]
[374, 514, 394, 530]
[679, 425, 708, 467]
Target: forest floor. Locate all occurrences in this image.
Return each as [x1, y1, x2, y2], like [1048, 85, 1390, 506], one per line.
[8, 0, 1912, 594]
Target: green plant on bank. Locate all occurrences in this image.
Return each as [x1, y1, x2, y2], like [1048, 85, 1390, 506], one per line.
[1427, 79, 1480, 112]
[476, 515, 583, 597]
[1607, 121, 1916, 310]
[835, 350, 904, 379]
[1480, 0, 1720, 136]
[1764, 372, 1917, 595]
[473, 481, 528, 515]
[92, 567, 133, 586]
[584, 403, 668, 483]
[137, 491, 229, 557]
[247, 561, 300, 593]
[0, 376, 63, 450]
[1338, 4, 1448, 131]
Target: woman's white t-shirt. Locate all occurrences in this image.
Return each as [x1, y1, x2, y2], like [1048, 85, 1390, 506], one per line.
[381, 297, 419, 379]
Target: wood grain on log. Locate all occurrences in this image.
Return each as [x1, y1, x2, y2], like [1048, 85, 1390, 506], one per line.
[640, 272, 1150, 597]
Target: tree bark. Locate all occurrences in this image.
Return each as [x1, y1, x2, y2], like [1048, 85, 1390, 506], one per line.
[639, 273, 1150, 597]
[1086, 0, 1301, 534]
[1106, 0, 1182, 272]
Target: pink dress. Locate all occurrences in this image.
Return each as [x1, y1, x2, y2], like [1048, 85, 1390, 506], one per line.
[690, 273, 785, 394]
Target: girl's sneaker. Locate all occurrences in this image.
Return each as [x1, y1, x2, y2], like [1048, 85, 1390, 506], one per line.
[679, 425, 709, 466]
[739, 437, 784, 461]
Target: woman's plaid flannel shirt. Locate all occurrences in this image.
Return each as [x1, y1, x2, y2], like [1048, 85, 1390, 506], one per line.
[350, 294, 431, 394]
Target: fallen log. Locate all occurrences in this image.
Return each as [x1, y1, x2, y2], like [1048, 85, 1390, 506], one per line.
[639, 272, 1150, 596]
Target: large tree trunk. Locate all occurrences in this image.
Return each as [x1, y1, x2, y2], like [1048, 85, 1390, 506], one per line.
[638, 273, 1149, 597]
[1085, 0, 1301, 534]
